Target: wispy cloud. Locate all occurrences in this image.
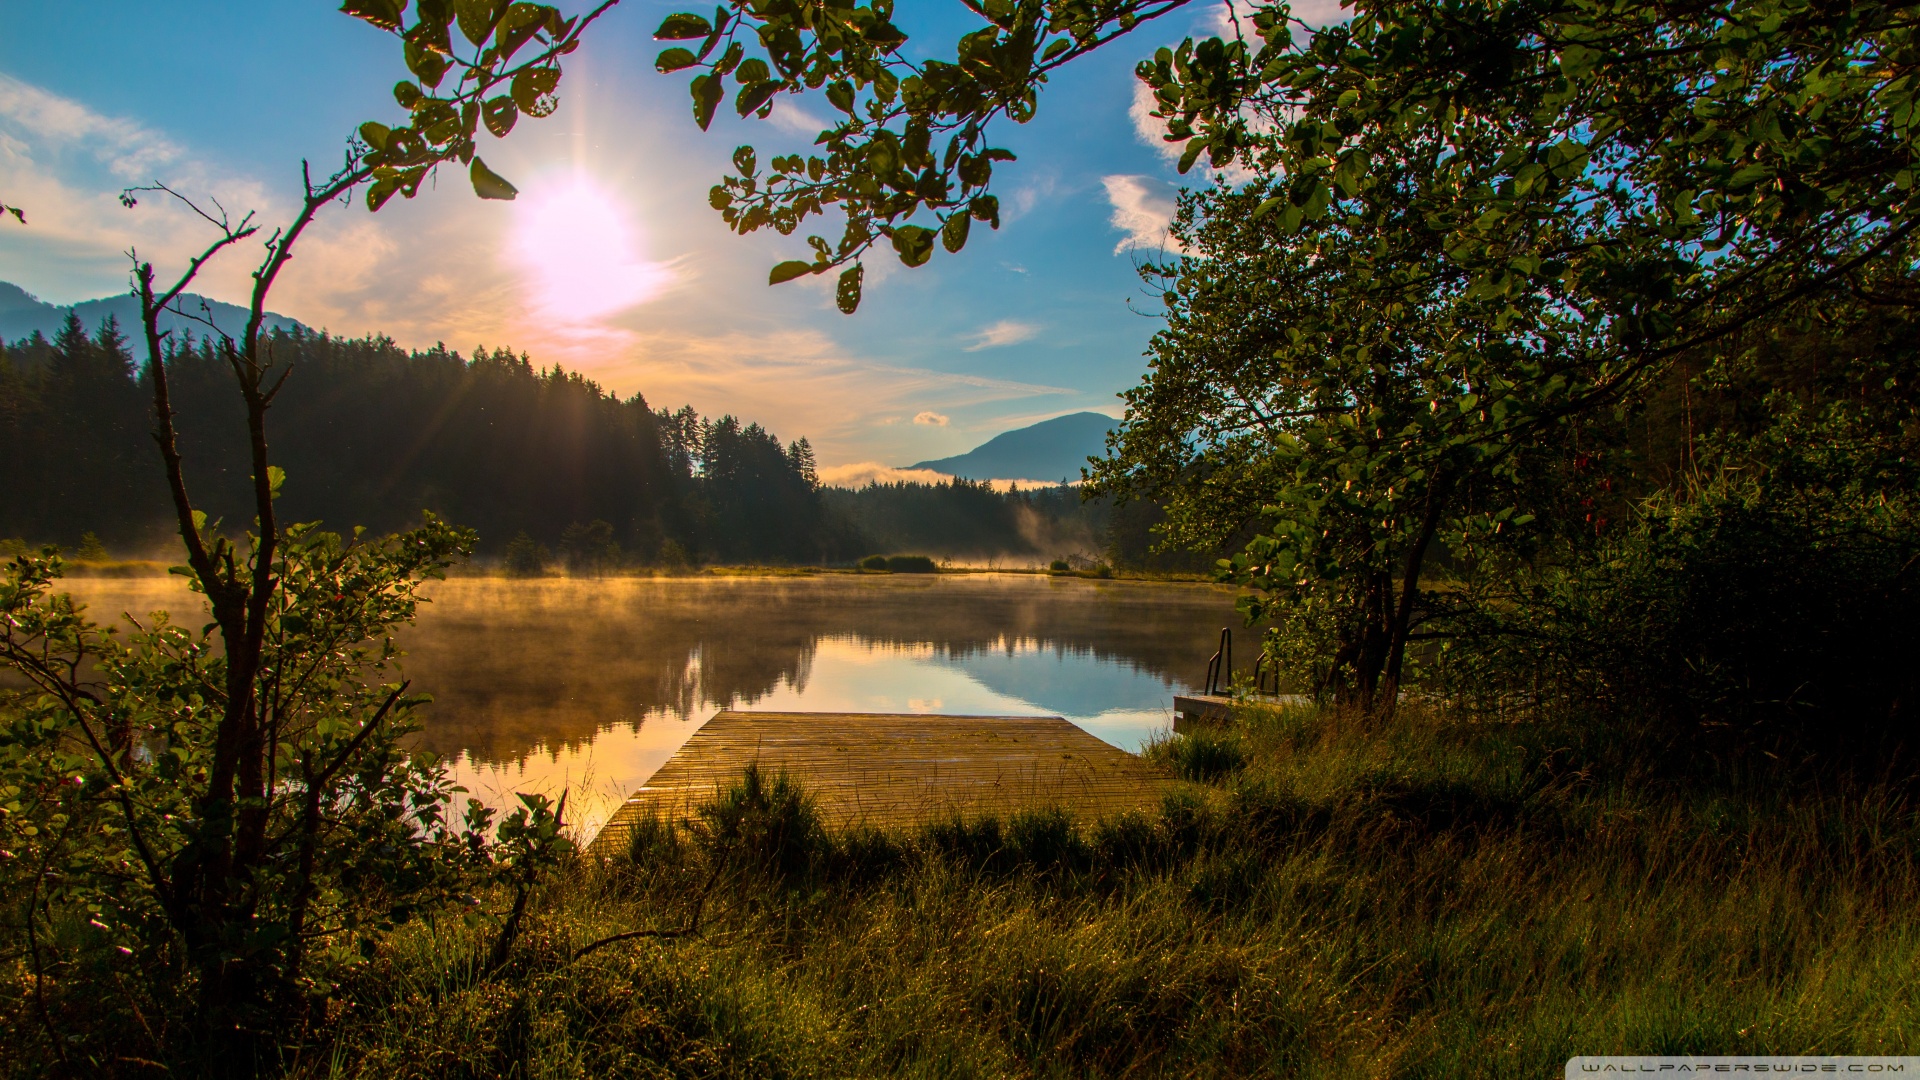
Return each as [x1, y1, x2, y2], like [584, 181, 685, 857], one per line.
[913, 411, 949, 426]
[1101, 174, 1179, 254]
[0, 73, 183, 180]
[764, 97, 833, 137]
[1207, 0, 1350, 34]
[963, 319, 1040, 351]
[816, 463, 956, 488]
[815, 462, 1062, 491]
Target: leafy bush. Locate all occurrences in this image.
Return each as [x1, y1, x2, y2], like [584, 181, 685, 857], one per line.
[884, 554, 938, 573]
[1158, 728, 1247, 782]
[502, 531, 549, 576]
[857, 554, 889, 571]
[1048, 559, 1070, 572]
[691, 763, 823, 880]
[1442, 473, 1920, 748]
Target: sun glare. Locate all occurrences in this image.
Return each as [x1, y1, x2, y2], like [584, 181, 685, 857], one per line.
[512, 178, 673, 322]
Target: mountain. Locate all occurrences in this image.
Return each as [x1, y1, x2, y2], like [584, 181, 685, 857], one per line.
[0, 281, 307, 345]
[909, 411, 1116, 483]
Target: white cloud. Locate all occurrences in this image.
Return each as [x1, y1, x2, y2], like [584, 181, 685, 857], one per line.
[764, 97, 833, 137]
[963, 319, 1039, 351]
[0, 73, 183, 180]
[1131, 80, 1182, 167]
[1129, 75, 1260, 186]
[815, 462, 1062, 491]
[1006, 172, 1058, 222]
[817, 463, 956, 488]
[913, 411, 949, 426]
[1208, 0, 1349, 34]
[1101, 174, 1179, 254]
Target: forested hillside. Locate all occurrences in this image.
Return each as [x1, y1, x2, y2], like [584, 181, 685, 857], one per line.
[0, 314, 1187, 567]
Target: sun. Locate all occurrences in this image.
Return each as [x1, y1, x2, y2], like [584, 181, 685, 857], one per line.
[512, 177, 673, 322]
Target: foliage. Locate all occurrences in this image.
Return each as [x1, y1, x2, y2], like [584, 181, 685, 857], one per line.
[338, 0, 610, 211]
[882, 554, 937, 573]
[75, 702, 1914, 1077]
[1071, 0, 1920, 721]
[856, 553, 888, 571]
[0, 519, 494, 1064]
[501, 532, 549, 576]
[1151, 726, 1246, 782]
[558, 519, 621, 574]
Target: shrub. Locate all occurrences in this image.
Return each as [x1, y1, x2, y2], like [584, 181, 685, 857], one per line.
[1441, 474, 1920, 750]
[1048, 559, 1070, 573]
[1164, 728, 1246, 782]
[884, 554, 938, 573]
[858, 554, 889, 571]
[691, 763, 823, 880]
[502, 532, 550, 576]
[75, 531, 108, 561]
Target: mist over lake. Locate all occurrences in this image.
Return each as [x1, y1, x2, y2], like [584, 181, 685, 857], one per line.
[64, 572, 1242, 838]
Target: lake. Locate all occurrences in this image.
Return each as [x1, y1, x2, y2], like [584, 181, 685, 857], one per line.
[62, 573, 1245, 839]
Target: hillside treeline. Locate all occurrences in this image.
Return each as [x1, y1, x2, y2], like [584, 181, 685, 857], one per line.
[0, 315, 1186, 567]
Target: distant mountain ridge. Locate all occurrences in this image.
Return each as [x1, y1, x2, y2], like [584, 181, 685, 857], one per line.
[0, 281, 307, 345]
[909, 411, 1116, 483]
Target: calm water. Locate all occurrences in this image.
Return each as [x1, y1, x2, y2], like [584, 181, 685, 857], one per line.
[63, 573, 1244, 839]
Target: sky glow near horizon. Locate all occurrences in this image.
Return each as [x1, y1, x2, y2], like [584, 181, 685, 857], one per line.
[0, 1, 1348, 469]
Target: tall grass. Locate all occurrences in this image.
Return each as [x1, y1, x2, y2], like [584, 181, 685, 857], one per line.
[280, 702, 1920, 1078]
[8, 703, 1914, 1077]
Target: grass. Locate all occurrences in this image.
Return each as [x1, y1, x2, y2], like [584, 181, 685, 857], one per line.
[293, 702, 1920, 1078]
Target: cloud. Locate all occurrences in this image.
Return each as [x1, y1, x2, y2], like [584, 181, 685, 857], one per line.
[1101, 174, 1179, 254]
[1130, 81, 1182, 168]
[1208, 0, 1349, 34]
[764, 97, 833, 137]
[913, 411, 949, 426]
[0, 73, 183, 180]
[816, 463, 956, 488]
[815, 462, 1063, 491]
[1129, 78, 1260, 186]
[963, 319, 1040, 351]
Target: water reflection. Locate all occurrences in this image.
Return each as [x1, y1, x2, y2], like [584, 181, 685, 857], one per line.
[60, 573, 1244, 839]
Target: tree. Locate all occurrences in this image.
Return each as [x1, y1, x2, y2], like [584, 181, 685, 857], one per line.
[344, 0, 1209, 310]
[0, 5, 598, 1060]
[1090, 152, 1566, 707]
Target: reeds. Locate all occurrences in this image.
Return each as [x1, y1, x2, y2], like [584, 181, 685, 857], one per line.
[290, 701, 1920, 1077]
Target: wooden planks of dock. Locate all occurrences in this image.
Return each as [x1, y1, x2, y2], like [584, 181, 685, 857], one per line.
[591, 710, 1175, 853]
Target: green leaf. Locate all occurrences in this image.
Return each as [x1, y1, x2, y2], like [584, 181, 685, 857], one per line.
[656, 47, 699, 73]
[359, 121, 393, 150]
[736, 80, 780, 117]
[405, 39, 451, 87]
[469, 157, 518, 200]
[267, 466, 287, 499]
[941, 212, 970, 253]
[511, 66, 561, 117]
[690, 73, 723, 130]
[836, 264, 863, 314]
[455, 0, 501, 45]
[482, 95, 518, 137]
[393, 81, 424, 109]
[1042, 37, 1071, 61]
[494, 2, 548, 60]
[655, 12, 713, 39]
[768, 260, 815, 284]
[736, 58, 770, 85]
[1177, 136, 1208, 174]
[891, 225, 935, 267]
[340, 0, 406, 31]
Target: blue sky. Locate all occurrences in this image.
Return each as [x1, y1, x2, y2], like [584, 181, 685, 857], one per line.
[0, 1, 1334, 476]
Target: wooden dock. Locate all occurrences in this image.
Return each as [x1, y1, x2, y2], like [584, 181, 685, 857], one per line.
[590, 710, 1174, 852]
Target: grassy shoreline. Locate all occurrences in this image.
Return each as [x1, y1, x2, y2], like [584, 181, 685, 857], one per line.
[293, 702, 1919, 1077]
